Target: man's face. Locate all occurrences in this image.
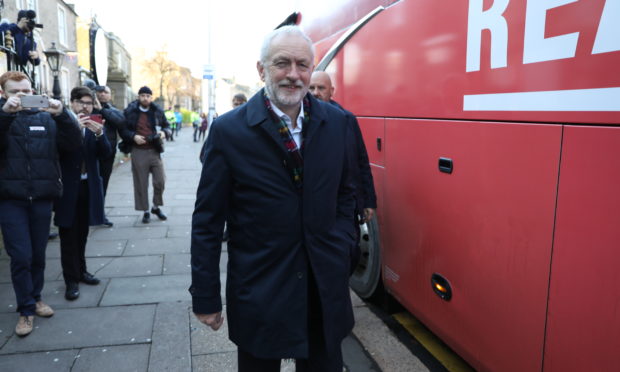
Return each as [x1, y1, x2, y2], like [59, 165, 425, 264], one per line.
[257, 33, 314, 109]
[309, 72, 334, 102]
[139, 93, 152, 108]
[232, 98, 245, 108]
[71, 95, 94, 115]
[96, 87, 111, 103]
[1, 79, 33, 99]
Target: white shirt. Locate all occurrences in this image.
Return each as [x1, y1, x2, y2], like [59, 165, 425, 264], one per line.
[270, 101, 304, 149]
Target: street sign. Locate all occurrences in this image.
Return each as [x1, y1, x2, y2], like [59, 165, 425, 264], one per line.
[203, 64, 215, 80]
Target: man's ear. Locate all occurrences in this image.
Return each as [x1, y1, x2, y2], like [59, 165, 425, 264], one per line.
[256, 61, 265, 82]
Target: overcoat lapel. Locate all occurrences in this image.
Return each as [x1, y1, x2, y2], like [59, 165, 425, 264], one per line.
[246, 89, 288, 157]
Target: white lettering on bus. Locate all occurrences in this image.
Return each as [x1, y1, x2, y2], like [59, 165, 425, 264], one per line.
[466, 0, 509, 72]
[523, 0, 579, 64]
[592, 0, 620, 55]
[467, 0, 620, 72]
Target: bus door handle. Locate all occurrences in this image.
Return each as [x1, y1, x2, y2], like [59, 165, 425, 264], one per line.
[377, 138, 382, 152]
[439, 157, 453, 174]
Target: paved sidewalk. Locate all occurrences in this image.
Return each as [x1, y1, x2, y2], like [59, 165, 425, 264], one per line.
[0, 128, 392, 372]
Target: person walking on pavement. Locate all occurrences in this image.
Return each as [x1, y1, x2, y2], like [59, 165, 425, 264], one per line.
[94, 85, 125, 227]
[0, 71, 81, 336]
[164, 107, 176, 141]
[120, 86, 170, 224]
[191, 26, 358, 372]
[173, 105, 182, 135]
[55, 86, 111, 301]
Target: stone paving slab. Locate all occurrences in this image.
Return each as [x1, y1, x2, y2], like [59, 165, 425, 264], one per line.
[192, 352, 237, 372]
[171, 206, 195, 215]
[0, 279, 108, 313]
[100, 275, 191, 306]
[0, 305, 155, 354]
[72, 344, 149, 372]
[89, 226, 168, 241]
[166, 226, 192, 238]
[107, 207, 145, 217]
[93, 255, 163, 278]
[156, 214, 193, 227]
[162, 254, 191, 275]
[0, 349, 78, 371]
[149, 302, 191, 372]
[124, 237, 190, 256]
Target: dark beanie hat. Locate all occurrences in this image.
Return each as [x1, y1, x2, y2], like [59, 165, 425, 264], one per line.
[138, 86, 153, 95]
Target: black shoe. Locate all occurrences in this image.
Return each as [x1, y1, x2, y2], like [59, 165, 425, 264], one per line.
[103, 218, 113, 227]
[80, 271, 100, 285]
[65, 282, 79, 301]
[142, 212, 150, 224]
[151, 207, 167, 221]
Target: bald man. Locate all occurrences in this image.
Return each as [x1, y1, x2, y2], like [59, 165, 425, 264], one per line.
[310, 71, 377, 224]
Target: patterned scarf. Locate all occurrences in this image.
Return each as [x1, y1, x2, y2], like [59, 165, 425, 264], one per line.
[263, 91, 310, 189]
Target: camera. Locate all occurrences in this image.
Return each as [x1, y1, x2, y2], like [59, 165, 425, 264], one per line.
[19, 10, 43, 30]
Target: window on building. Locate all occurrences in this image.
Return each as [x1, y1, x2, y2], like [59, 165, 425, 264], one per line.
[15, 0, 24, 9]
[61, 68, 69, 104]
[57, 6, 67, 47]
[26, 0, 38, 12]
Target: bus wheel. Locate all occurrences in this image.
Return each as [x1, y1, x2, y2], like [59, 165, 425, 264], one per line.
[350, 216, 382, 299]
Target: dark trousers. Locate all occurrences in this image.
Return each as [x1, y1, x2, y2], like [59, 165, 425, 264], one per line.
[0, 199, 52, 315]
[99, 150, 116, 197]
[59, 180, 90, 284]
[237, 271, 344, 372]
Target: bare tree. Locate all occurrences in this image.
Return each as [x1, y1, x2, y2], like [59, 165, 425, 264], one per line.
[142, 48, 178, 101]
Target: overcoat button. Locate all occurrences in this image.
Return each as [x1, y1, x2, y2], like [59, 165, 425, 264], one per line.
[297, 272, 303, 279]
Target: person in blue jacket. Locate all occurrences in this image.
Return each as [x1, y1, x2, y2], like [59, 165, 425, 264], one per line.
[0, 71, 81, 337]
[54, 86, 111, 302]
[0, 10, 41, 66]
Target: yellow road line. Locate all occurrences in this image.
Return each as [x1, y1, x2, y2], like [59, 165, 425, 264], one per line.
[393, 312, 476, 372]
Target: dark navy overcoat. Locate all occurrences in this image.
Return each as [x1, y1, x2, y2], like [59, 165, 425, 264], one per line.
[190, 90, 357, 359]
[54, 127, 111, 227]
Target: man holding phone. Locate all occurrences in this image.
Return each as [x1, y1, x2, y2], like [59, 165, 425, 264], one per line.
[54, 86, 111, 301]
[0, 71, 81, 336]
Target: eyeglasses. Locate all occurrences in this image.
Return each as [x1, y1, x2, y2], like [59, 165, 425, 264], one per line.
[74, 100, 93, 107]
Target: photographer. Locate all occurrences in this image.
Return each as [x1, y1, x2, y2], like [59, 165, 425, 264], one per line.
[0, 71, 81, 337]
[120, 86, 170, 224]
[54, 86, 111, 301]
[94, 85, 125, 227]
[0, 10, 42, 66]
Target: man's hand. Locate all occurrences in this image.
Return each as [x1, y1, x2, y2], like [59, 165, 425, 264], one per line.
[2, 95, 24, 113]
[134, 134, 146, 145]
[41, 98, 63, 116]
[28, 51, 39, 61]
[77, 113, 104, 136]
[363, 208, 376, 223]
[195, 312, 224, 331]
[159, 131, 166, 139]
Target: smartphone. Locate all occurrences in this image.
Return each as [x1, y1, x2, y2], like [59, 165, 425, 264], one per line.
[89, 114, 103, 123]
[21, 95, 49, 108]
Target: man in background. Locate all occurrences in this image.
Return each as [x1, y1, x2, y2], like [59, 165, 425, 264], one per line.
[121, 86, 170, 224]
[94, 85, 125, 227]
[0, 10, 41, 67]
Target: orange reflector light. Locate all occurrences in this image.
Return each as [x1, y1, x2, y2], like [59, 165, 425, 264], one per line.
[435, 283, 447, 293]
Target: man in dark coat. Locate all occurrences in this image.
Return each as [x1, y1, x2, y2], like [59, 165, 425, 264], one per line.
[120, 86, 170, 224]
[309, 71, 378, 272]
[190, 26, 357, 372]
[0, 71, 81, 336]
[94, 85, 125, 227]
[0, 10, 41, 67]
[54, 86, 111, 301]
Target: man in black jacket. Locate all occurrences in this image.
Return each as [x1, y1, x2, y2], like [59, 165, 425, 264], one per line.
[94, 85, 125, 227]
[0, 71, 81, 337]
[120, 86, 170, 223]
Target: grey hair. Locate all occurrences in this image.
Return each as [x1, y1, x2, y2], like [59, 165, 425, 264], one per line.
[259, 26, 315, 65]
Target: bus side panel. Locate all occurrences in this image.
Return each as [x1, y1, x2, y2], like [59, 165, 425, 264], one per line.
[544, 126, 620, 372]
[381, 119, 561, 372]
[357, 117, 385, 167]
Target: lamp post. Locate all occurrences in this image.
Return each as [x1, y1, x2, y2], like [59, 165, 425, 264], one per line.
[43, 42, 65, 100]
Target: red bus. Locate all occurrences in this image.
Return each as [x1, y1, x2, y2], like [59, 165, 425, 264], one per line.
[297, 1, 620, 371]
